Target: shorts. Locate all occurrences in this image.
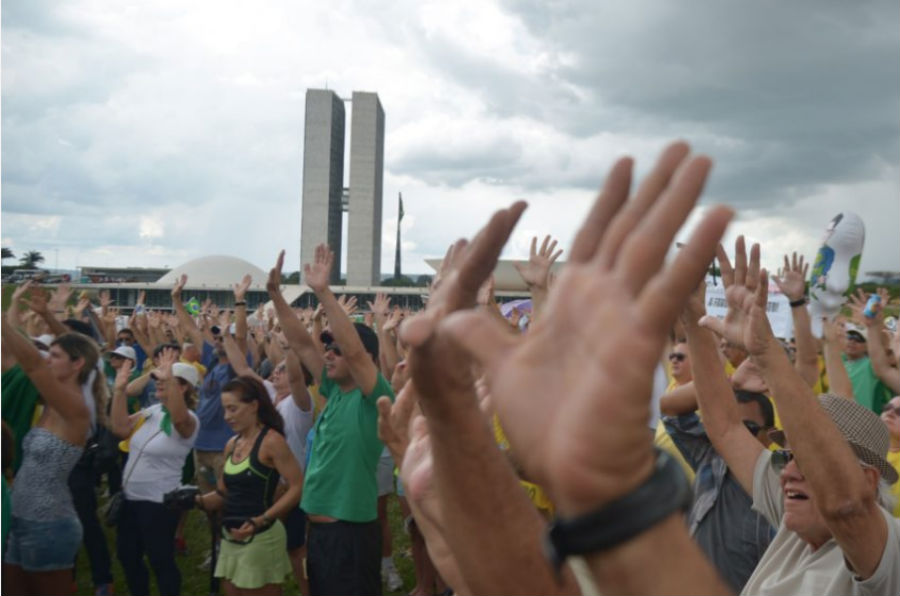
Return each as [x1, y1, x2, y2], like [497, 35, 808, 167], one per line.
[284, 507, 307, 550]
[376, 453, 395, 497]
[4, 516, 83, 571]
[215, 520, 292, 589]
[194, 449, 226, 494]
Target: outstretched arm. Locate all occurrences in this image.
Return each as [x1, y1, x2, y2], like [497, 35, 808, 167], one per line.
[171, 275, 206, 350]
[821, 317, 854, 400]
[267, 251, 324, 384]
[772, 253, 818, 387]
[850, 288, 900, 393]
[513, 234, 562, 320]
[444, 143, 731, 595]
[305, 245, 380, 395]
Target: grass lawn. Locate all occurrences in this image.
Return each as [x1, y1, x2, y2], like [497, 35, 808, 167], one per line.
[74, 493, 415, 596]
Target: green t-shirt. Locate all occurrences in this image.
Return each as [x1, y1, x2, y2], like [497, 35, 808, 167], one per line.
[300, 369, 394, 522]
[844, 355, 891, 414]
[1, 365, 40, 473]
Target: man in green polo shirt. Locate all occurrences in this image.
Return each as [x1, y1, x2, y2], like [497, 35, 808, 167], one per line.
[843, 323, 891, 414]
[267, 246, 394, 596]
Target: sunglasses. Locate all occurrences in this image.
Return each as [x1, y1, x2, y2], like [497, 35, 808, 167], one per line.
[846, 334, 866, 343]
[324, 344, 343, 357]
[743, 420, 763, 435]
[668, 352, 686, 362]
[771, 449, 794, 470]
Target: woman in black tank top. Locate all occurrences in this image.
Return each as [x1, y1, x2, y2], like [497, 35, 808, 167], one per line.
[195, 376, 303, 595]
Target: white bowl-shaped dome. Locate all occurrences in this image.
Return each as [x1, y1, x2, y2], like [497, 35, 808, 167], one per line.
[156, 255, 268, 289]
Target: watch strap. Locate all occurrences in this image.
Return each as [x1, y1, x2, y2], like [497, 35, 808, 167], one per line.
[543, 448, 692, 573]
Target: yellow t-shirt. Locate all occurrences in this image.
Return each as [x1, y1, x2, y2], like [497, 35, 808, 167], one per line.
[888, 449, 900, 518]
[493, 415, 554, 514]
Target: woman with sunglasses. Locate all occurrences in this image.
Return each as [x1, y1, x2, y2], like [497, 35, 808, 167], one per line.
[882, 396, 900, 517]
[109, 347, 199, 596]
[196, 375, 303, 596]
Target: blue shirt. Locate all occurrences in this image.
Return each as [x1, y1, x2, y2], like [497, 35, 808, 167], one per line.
[193, 342, 235, 451]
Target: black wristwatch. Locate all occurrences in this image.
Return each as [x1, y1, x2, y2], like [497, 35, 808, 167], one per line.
[543, 448, 692, 574]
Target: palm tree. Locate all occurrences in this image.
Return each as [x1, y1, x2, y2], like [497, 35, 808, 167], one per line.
[1, 248, 14, 261]
[19, 250, 45, 269]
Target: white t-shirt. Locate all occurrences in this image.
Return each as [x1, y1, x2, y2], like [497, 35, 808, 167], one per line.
[276, 394, 314, 471]
[741, 450, 900, 595]
[263, 379, 315, 471]
[122, 404, 199, 503]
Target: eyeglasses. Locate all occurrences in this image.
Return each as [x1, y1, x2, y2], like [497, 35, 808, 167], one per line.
[668, 352, 686, 362]
[771, 449, 794, 470]
[743, 420, 763, 435]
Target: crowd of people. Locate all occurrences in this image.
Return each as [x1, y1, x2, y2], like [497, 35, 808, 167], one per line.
[2, 141, 899, 595]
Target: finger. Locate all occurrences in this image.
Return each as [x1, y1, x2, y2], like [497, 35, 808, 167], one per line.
[746, 243, 760, 292]
[546, 238, 558, 256]
[530, 236, 537, 258]
[639, 206, 734, 332]
[595, 142, 692, 270]
[539, 235, 549, 256]
[733, 236, 747, 287]
[756, 269, 769, 309]
[453, 202, 527, 306]
[615, 155, 713, 294]
[399, 312, 437, 349]
[801, 261, 809, 279]
[549, 248, 563, 265]
[783, 255, 790, 276]
[716, 244, 734, 286]
[698, 314, 727, 337]
[442, 310, 519, 371]
[568, 156, 633, 263]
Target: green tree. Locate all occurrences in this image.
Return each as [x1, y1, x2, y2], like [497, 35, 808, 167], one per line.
[19, 250, 45, 268]
[1, 248, 14, 261]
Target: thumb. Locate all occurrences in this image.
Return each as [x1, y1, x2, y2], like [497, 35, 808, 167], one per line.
[442, 310, 518, 370]
[698, 315, 726, 337]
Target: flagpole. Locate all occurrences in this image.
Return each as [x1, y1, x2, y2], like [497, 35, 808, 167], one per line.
[394, 192, 403, 279]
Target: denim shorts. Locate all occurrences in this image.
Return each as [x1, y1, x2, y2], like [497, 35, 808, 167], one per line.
[4, 516, 83, 571]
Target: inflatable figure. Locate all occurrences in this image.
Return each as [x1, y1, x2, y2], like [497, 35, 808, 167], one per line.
[808, 212, 865, 336]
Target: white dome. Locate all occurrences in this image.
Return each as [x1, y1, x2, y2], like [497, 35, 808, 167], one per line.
[156, 255, 268, 289]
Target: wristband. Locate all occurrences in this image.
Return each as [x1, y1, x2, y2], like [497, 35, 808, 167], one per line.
[234, 301, 247, 307]
[789, 298, 807, 308]
[262, 513, 274, 527]
[543, 449, 691, 576]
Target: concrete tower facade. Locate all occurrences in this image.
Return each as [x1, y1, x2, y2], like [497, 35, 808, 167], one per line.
[301, 90, 345, 284]
[347, 92, 385, 286]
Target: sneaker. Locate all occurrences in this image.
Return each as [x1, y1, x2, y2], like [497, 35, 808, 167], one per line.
[384, 564, 403, 592]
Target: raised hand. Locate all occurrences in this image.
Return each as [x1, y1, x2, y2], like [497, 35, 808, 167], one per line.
[771, 252, 808, 302]
[267, 250, 284, 295]
[367, 292, 391, 323]
[114, 358, 133, 392]
[399, 203, 527, 408]
[48, 282, 73, 313]
[153, 346, 179, 380]
[233, 274, 252, 301]
[171, 274, 187, 300]
[443, 142, 732, 516]
[303, 244, 333, 293]
[336, 295, 358, 317]
[382, 307, 404, 333]
[99, 290, 114, 311]
[514, 234, 563, 289]
[700, 237, 773, 357]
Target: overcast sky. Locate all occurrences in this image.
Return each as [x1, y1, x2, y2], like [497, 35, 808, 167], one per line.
[2, 0, 898, 280]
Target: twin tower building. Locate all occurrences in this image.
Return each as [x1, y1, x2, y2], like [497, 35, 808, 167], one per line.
[301, 89, 385, 286]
